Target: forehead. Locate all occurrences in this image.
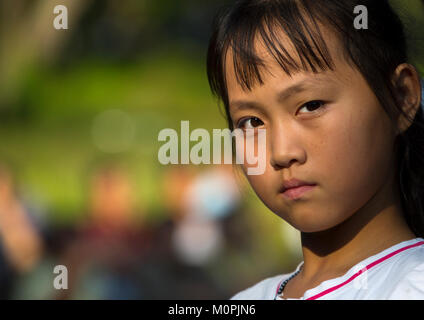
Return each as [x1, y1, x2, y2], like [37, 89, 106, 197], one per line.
[224, 24, 353, 97]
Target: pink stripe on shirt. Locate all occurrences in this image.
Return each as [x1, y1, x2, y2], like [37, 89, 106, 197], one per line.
[306, 240, 424, 300]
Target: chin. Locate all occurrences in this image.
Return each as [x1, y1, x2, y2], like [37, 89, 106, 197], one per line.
[277, 207, 351, 234]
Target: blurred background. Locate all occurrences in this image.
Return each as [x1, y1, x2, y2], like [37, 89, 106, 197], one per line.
[0, 0, 423, 299]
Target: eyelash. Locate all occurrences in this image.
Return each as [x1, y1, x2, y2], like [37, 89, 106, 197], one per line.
[235, 100, 327, 129]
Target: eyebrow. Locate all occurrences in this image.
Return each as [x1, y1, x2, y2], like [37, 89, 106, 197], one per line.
[229, 78, 330, 112]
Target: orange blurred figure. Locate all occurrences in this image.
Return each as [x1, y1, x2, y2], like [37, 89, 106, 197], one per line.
[0, 164, 43, 273]
[89, 164, 136, 230]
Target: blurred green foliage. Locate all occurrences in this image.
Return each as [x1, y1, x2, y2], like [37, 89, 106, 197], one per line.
[0, 49, 228, 223]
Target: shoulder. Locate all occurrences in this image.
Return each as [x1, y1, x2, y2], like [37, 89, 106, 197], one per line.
[230, 274, 288, 300]
[388, 240, 424, 299]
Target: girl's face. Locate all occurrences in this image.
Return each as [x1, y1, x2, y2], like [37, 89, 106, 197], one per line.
[226, 33, 398, 233]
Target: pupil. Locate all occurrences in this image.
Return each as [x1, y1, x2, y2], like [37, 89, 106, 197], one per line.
[307, 101, 321, 111]
[251, 118, 262, 127]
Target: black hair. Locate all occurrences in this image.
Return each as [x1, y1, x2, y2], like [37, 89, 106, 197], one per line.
[206, 0, 424, 237]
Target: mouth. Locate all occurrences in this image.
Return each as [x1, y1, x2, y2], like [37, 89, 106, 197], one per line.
[281, 185, 316, 200]
[280, 179, 317, 200]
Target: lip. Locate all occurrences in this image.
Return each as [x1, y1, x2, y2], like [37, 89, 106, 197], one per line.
[280, 178, 317, 200]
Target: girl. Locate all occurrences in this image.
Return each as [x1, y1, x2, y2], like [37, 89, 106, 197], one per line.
[206, 0, 424, 299]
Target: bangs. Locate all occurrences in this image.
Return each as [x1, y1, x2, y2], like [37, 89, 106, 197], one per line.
[208, 0, 338, 101]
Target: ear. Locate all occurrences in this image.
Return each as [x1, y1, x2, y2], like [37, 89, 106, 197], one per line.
[392, 63, 423, 134]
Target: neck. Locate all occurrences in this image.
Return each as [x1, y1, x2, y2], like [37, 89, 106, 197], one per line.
[299, 174, 416, 282]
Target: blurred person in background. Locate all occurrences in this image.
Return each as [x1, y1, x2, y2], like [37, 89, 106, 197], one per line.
[137, 164, 235, 299]
[54, 163, 152, 299]
[0, 164, 43, 299]
[140, 164, 250, 299]
[173, 164, 241, 267]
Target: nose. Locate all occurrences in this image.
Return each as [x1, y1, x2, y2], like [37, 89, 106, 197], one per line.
[269, 123, 306, 170]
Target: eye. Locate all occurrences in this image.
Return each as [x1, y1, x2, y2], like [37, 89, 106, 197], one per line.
[298, 100, 326, 114]
[237, 117, 264, 129]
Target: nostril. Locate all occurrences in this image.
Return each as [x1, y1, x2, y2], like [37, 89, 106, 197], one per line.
[271, 157, 297, 170]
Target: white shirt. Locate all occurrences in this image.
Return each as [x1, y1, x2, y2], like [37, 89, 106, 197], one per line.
[231, 237, 424, 300]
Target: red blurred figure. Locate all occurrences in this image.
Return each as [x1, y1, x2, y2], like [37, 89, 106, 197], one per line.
[56, 163, 151, 299]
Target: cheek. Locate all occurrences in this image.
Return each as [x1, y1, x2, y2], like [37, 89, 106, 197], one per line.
[314, 104, 395, 215]
[242, 163, 278, 210]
